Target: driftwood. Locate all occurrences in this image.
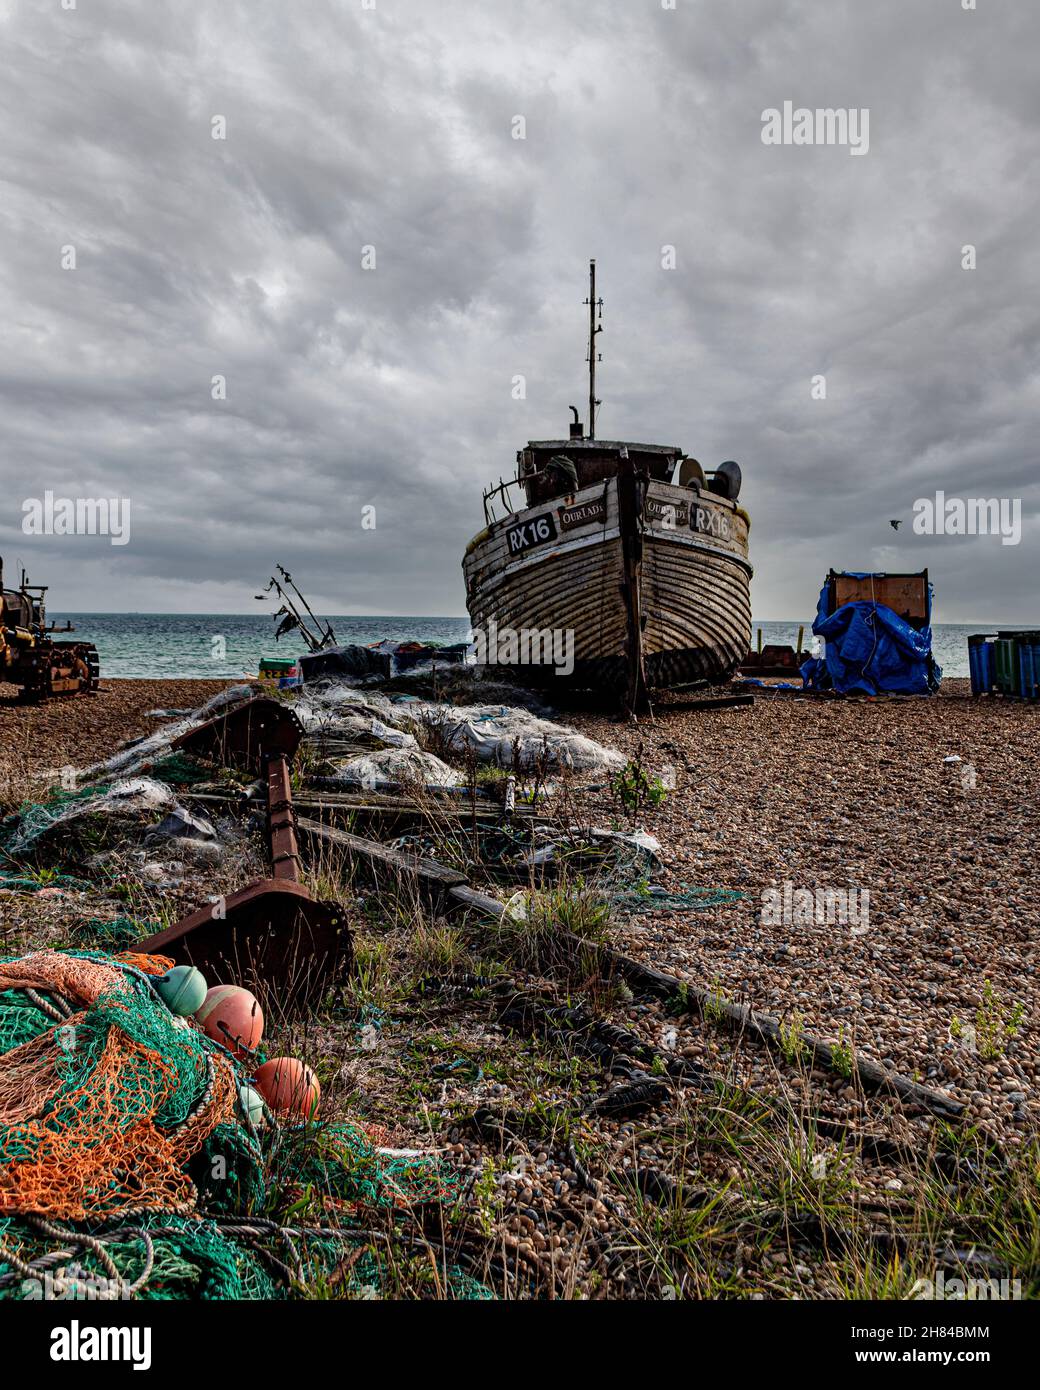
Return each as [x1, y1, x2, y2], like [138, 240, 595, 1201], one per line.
[184, 788, 535, 823]
[445, 886, 964, 1120]
[448, 883, 513, 918]
[662, 692, 755, 713]
[561, 934, 964, 1119]
[486, 978, 710, 1090]
[295, 816, 466, 897]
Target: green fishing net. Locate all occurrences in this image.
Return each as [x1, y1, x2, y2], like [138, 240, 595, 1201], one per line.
[0, 990, 55, 1054]
[71, 917, 151, 953]
[0, 783, 108, 857]
[149, 753, 213, 787]
[0, 953, 491, 1300]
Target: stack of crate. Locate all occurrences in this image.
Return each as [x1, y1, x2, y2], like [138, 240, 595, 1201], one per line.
[258, 655, 301, 689]
[968, 632, 1040, 700]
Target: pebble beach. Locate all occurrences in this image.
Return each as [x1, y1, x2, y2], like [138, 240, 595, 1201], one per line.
[4, 677, 1037, 1141]
[0, 679, 227, 779]
[569, 681, 1039, 1143]
[1, 674, 1037, 1299]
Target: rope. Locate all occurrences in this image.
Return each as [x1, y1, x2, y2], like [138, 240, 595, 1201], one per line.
[20, 989, 70, 1022]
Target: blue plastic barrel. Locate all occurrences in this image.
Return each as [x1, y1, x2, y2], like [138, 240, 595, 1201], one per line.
[968, 635, 995, 695]
[968, 636, 983, 694]
[1020, 646, 1033, 700]
[979, 639, 995, 694]
[1017, 633, 1040, 701]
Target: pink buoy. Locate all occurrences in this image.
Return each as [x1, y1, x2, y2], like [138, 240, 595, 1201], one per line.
[254, 1057, 320, 1119]
[195, 985, 263, 1060]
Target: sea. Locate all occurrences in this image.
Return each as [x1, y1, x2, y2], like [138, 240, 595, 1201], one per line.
[48, 613, 978, 680]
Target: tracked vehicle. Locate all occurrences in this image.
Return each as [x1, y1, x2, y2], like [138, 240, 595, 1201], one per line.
[0, 558, 100, 700]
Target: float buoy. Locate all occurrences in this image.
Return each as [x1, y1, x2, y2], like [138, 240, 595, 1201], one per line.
[155, 965, 208, 1017]
[254, 1057, 320, 1119]
[236, 1084, 266, 1129]
[195, 985, 263, 1060]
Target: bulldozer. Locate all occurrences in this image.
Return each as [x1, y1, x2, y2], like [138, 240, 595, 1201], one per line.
[0, 557, 100, 701]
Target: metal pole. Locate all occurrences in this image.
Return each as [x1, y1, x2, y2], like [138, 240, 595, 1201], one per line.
[584, 259, 602, 439]
[589, 259, 596, 438]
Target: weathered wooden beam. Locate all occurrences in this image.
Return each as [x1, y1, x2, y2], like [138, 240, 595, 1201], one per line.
[663, 692, 755, 712]
[579, 946, 963, 1118]
[182, 788, 536, 824]
[295, 816, 468, 893]
[448, 883, 510, 918]
[287, 813, 965, 1120]
[445, 880, 962, 1119]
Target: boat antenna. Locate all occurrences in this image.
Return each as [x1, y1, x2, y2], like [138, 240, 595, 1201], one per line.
[583, 258, 603, 439]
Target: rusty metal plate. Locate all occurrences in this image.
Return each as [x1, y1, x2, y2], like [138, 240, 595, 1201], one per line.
[139, 880, 351, 1013]
[831, 572, 929, 626]
[171, 696, 304, 773]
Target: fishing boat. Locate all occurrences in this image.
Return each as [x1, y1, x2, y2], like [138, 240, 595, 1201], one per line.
[462, 262, 753, 710]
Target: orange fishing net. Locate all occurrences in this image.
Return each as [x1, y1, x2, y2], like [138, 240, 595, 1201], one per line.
[0, 951, 236, 1221]
[115, 951, 175, 977]
[0, 950, 127, 1008]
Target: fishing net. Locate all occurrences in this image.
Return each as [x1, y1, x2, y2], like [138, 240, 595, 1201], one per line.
[0, 950, 234, 1222]
[390, 828, 744, 916]
[270, 1118, 463, 1213]
[0, 950, 490, 1300]
[71, 916, 152, 953]
[0, 867, 85, 894]
[0, 1211, 278, 1301]
[149, 753, 217, 787]
[0, 991, 55, 1055]
[0, 784, 106, 858]
[2, 778, 178, 864]
[601, 845, 743, 913]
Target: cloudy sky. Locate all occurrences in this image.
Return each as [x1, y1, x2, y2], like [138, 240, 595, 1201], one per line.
[1, 0, 1036, 622]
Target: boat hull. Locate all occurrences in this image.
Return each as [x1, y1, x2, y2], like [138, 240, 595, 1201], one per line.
[463, 477, 752, 693]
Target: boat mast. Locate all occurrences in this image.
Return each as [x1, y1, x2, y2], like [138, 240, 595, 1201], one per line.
[583, 259, 603, 439]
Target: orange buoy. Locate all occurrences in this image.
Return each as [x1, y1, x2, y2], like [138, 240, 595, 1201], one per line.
[195, 985, 263, 1060]
[254, 1057, 320, 1119]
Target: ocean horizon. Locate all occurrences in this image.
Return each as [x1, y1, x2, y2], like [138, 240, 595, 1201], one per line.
[48, 612, 978, 680]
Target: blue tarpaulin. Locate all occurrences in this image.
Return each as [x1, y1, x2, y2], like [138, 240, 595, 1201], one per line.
[800, 575, 941, 695]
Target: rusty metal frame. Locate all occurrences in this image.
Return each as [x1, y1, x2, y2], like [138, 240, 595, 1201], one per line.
[141, 697, 351, 1009]
[170, 695, 303, 774]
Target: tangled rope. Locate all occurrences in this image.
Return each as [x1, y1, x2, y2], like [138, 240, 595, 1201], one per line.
[389, 828, 743, 918]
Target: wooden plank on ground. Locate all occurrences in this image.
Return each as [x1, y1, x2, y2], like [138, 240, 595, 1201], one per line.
[295, 815, 468, 890]
[286, 817, 964, 1122]
[663, 692, 755, 712]
[446, 882, 962, 1119]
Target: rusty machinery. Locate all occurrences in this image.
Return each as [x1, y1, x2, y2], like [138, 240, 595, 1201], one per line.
[141, 697, 352, 1009]
[0, 557, 100, 700]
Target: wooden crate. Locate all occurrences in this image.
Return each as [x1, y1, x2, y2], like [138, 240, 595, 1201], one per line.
[829, 571, 929, 627]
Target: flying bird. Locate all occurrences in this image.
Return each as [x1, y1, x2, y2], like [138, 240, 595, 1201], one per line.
[889, 519, 901, 530]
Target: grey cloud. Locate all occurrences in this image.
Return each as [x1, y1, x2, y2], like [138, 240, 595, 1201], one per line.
[0, 0, 1036, 622]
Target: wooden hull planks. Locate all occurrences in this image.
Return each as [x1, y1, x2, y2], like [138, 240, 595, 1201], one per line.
[463, 476, 752, 693]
